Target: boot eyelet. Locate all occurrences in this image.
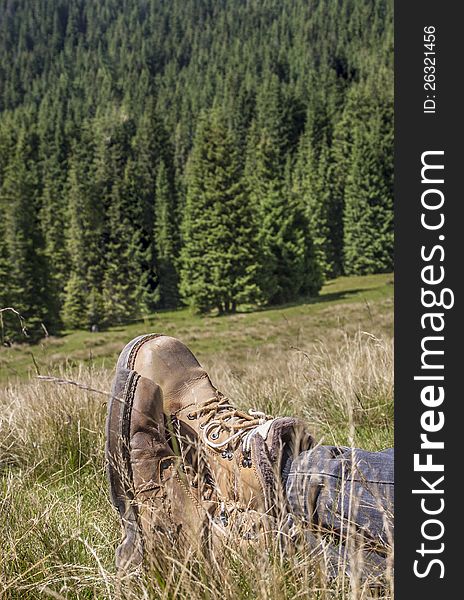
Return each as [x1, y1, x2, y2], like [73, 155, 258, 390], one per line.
[187, 413, 196, 420]
[221, 450, 228, 459]
[210, 431, 219, 440]
[227, 452, 233, 460]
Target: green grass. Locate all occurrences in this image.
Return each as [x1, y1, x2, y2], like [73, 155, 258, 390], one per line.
[0, 273, 393, 385]
[0, 273, 394, 599]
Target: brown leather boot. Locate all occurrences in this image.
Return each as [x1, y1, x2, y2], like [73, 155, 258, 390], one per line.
[114, 334, 314, 520]
[106, 366, 216, 572]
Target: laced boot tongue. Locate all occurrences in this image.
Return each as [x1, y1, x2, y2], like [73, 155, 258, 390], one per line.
[179, 391, 274, 455]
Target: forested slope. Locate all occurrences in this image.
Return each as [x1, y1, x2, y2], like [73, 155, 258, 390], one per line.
[0, 0, 393, 340]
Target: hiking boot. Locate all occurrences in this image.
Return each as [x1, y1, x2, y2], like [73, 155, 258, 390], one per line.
[106, 366, 215, 572]
[114, 334, 314, 518]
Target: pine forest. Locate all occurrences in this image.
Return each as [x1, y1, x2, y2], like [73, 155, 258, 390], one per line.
[0, 0, 393, 342]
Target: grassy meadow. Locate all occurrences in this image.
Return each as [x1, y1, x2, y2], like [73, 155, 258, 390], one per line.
[0, 273, 394, 599]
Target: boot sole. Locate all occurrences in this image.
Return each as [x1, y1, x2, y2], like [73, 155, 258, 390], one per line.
[105, 334, 163, 569]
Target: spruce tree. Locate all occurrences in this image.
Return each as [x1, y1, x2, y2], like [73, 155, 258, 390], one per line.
[296, 133, 341, 278]
[38, 102, 70, 314]
[343, 114, 393, 274]
[91, 111, 143, 324]
[61, 273, 87, 330]
[180, 109, 263, 314]
[246, 125, 322, 305]
[0, 199, 11, 341]
[154, 160, 179, 308]
[0, 136, 55, 340]
[0, 123, 12, 318]
[63, 128, 105, 330]
[102, 183, 142, 324]
[122, 105, 170, 314]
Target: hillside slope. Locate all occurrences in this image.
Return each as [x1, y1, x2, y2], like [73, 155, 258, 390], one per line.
[0, 0, 393, 339]
[0, 272, 393, 384]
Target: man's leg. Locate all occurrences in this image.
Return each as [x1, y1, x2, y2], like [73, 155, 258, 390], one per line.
[283, 445, 394, 578]
[107, 333, 394, 579]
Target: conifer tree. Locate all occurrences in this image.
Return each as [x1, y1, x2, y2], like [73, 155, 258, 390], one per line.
[343, 114, 393, 274]
[246, 125, 322, 305]
[0, 201, 11, 339]
[180, 109, 263, 313]
[102, 183, 142, 323]
[63, 129, 105, 329]
[329, 85, 367, 257]
[296, 133, 342, 278]
[0, 136, 55, 340]
[61, 273, 87, 330]
[154, 160, 179, 308]
[0, 124, 12, 324]
[91, 110, 144, 324]
[122, 104, 170, 313]
[38, 101, 70, 311]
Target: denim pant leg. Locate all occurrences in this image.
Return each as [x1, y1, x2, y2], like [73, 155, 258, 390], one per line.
[285, 446, 394, 571]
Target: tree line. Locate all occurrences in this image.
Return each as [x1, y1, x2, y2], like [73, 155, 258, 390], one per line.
[0, 0, 393, 341]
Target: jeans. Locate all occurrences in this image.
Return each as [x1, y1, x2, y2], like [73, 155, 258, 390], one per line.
[283, 446, 394, 579]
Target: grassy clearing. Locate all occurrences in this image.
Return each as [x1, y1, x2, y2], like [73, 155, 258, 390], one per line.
[0, 273, 393, 599]
[0, 273, 393, 384]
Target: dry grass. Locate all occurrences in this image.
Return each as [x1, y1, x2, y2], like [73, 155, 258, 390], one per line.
[210, 330, 393, 449]
[0, 326, 393, 599]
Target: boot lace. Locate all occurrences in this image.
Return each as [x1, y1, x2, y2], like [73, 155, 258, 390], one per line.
[177, 392, 273, 451]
